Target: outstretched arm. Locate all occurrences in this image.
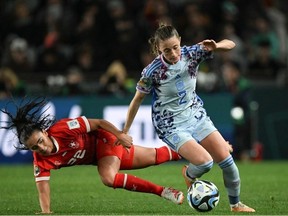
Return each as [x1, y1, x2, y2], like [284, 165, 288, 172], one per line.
[36, 180, 52, 214]
[199, 39, 236, 51]
[123, 91, 146, 134]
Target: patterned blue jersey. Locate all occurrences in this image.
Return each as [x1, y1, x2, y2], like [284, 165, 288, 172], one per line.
[136, 44, 213, 138]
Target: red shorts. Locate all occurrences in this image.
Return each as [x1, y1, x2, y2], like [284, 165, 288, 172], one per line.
[96, 129, 134, 169]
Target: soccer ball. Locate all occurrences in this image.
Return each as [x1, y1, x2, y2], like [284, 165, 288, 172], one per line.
[187, 180, 220, 212]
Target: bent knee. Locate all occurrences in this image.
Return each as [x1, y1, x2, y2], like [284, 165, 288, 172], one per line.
[192, 160, 214, 173]
[187, 160, 214, 179]
[100, 175, 115, 187]
[199, 154, 213, 164]
[202, 160, 214, 172]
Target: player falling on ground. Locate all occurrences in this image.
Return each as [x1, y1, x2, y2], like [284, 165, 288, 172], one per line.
[0, 97, 184, 214]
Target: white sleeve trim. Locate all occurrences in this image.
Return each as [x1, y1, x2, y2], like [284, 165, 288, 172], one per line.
[81, 116, 90, 133]
[35, 176, 50, 182]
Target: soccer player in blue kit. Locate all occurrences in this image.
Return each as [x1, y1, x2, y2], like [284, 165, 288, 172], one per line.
[123, 23, 255, 213]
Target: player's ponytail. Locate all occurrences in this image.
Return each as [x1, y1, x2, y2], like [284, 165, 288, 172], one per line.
[0, 97, 55, 149]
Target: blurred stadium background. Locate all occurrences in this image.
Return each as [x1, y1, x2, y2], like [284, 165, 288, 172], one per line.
[1, 0, 288, 164]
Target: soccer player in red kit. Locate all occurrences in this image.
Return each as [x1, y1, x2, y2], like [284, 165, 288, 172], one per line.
[1, 97, 184, 214]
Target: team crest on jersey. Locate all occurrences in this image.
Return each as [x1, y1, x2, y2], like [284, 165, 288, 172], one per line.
[34, 165, 40, 177]
[67, 119, 80, 129]
[69, 141, 79, 149]
[138, 77, 150, 88]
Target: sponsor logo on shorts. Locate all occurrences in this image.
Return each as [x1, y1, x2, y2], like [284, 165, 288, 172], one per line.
[172, 134, 180, 144]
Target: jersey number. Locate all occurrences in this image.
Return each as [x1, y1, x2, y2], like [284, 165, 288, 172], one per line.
[175, 80, 187, 105]
[178, 90, 187, 105]
[68, 150, 86, 165]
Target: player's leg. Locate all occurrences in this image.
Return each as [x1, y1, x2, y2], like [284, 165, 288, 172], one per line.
[127, 145, 181, 169]
[118, 145, 184, 204]
[97, 141, 184, 204]
[178, 139, 214, 188]
[163, 127, 214, 188]
[201, 131, 255, 212]
[97, 155, 121, 187]
[98, 151, 163, 194]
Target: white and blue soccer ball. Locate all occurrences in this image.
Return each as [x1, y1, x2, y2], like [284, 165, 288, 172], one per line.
[187, 180, 220, 212]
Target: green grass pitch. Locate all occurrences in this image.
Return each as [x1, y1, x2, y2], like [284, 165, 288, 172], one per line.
[0, 160, 287, 215]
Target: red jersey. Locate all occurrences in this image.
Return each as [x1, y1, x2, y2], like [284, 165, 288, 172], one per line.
[33, 116, 99, 182]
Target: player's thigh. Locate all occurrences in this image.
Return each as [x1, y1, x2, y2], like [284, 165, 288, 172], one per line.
[200, 131, 231, 163]
[131, 145, 156, 169]
[96, 129, 124, 172]
[178, 139, 212, 165]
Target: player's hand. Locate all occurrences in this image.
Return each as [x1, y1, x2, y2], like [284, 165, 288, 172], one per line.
[226, 141, 233, 153]
[35, 211, 53, 214]
[198, 39, 217, 51]
[115, 132, 133, 149]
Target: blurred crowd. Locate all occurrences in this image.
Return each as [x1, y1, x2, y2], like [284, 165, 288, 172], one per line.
[0, 0, 288, 99]
[1, 0, 287, 161]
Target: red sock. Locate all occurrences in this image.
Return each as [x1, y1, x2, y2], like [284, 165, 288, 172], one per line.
[113, 173, 163, 196]
[155, 146, 181, 164]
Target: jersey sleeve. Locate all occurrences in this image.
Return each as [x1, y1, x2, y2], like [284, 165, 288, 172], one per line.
[33, 153, 51, 182]
[136, 57, 162, 94]
[185, 44, 213, 63]
[65, 116, 91, 134]
[49, 116, 91, 137]
[136, 76, 153, 94]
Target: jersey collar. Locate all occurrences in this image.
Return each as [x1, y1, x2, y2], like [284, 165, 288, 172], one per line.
[50, 136, 59, 153]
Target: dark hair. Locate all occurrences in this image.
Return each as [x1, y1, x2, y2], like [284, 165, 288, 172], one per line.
[0, 97, 55, 150]
[148, 23, 180, 56]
